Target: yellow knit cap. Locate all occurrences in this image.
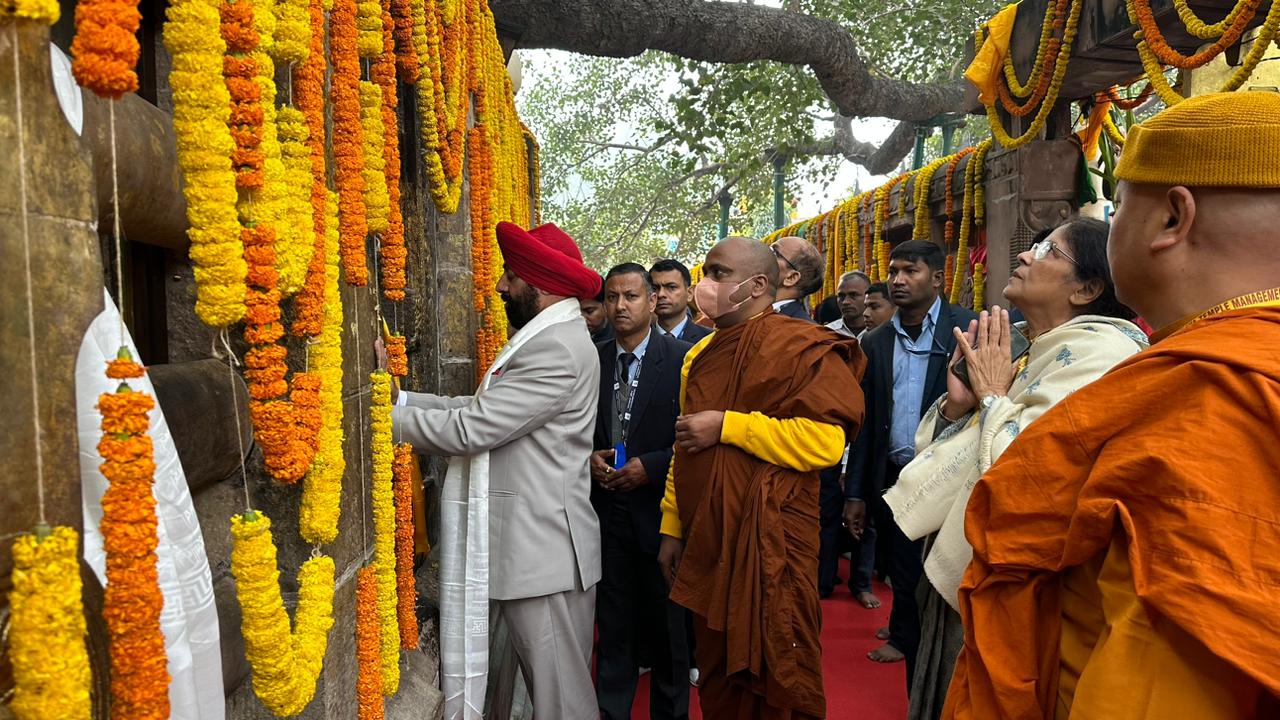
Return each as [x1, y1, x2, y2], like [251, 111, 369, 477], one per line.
[1115, 91, 1280, 188]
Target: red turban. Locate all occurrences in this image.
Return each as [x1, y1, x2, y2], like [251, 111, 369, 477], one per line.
[495, 222, 602, 300]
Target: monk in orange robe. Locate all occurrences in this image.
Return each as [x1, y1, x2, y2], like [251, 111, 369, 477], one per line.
[656, 237, 865, 719]
[944, 92, 1280, 719]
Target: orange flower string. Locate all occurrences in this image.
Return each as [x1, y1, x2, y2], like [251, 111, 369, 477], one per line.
[390, 0, 418, 83]
[222, 1, 265, 189]
[71, 0, 142, 98]
[356, 567, 385, 720]
[375, 1, 407, 301]
[386, 334, 407, 377]
[393, 444, 419, 649]
[290, 0, 329, 337]
[97, 351, 171, 720]
[331, 0, 369, 285]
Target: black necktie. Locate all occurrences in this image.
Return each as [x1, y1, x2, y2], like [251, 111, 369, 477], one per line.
[613, 353, 637, 443]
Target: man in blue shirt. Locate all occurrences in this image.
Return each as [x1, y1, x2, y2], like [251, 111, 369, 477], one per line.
[844, 240, 976, 691]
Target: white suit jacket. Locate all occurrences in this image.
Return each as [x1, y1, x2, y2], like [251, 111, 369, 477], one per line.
[392, 318, 602, 600]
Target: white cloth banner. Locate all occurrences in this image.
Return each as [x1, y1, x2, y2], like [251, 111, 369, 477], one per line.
[440, 298, 584, 719]
[76, 289, 225, 720]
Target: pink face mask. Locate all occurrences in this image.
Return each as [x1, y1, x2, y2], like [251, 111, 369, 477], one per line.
[693, 275, 762, 320]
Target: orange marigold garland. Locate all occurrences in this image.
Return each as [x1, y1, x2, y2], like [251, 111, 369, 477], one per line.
[386, 334, 407, 377]
[393, 444, 419, 649]
[290, 0, 329, 337]
[221, 0, 265, 189]
[332, 0, 369, 285]
[389, 0, 418, 83]
[468, 124, 497, 380]
[97, 350, 171, 720]
[375, 1, 407, 302]
[71, 0, 142, 98]
[356, 567, 385, 720]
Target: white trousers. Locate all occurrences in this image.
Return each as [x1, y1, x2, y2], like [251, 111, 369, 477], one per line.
[498, 586, 597, 720]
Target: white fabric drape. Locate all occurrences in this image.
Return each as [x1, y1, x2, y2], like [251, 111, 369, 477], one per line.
[440, 298, 584, 719]
[76, 289, 225, 720]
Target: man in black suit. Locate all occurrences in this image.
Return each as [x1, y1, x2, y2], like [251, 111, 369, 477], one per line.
[844, 240, 977, 693]
[590, 263, 692, 720]
[650, 258, 712, 344]
[769, 235, 824, 321]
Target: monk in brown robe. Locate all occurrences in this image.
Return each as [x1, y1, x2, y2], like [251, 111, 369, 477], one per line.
[656, 237, 865, 719]
[944, 92, 1280, 719]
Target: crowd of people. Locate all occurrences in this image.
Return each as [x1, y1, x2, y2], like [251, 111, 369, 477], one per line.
[387, 91, 1280, 719]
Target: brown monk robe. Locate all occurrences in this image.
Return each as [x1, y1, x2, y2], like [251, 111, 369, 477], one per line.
[658, 237, 865, 719]
[944, 93, 1280, 719]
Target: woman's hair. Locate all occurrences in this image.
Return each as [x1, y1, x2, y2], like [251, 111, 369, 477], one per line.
[1057, 217, 1136, 320]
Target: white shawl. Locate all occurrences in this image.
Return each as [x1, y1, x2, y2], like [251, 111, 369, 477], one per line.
[883, 315, 1147, 611]
[439, 297, 583, 719]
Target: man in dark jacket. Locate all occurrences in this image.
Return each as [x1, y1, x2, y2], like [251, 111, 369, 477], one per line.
[591, 263, 693, 720]
[650, 258, 712, 344]
[769, 235, 824, 321]
[844, 240, 977, 692]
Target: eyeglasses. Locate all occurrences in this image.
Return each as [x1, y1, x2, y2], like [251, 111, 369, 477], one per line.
[1030, 239, 1077, 266]
[771, 243, 800, 274]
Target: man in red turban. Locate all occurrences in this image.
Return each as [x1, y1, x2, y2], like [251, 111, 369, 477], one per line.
[392, 222, 604, 719]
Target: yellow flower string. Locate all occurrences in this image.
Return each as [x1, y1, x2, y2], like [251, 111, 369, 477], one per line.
[359, 81, 391, 235]
[230, 512, 335, 716]
[911, 154, 952, 241]
[356, 0, 383, 56]
[523, 122, 542, 224]
[985, 0, 1083, 148]
[270, 0, 309, 63]
[165, 0, 246, 327]
[300, 191, 346, 544]
[873, 174, 908, 280]
[276, 107, 316, 299]
[952, 151, 979, 304]
[1, 0, 60, 22]
[1103, 111, 1126, 149]
[370, 371, 401, 694]
[8, 526, 92, 719]
[972, 261, 987, 312]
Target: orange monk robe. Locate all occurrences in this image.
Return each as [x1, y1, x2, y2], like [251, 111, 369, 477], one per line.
[665, 311, 866, 719]
[944, 305, 1280, 719]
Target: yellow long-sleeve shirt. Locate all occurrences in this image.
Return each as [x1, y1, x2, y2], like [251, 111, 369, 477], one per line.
[659, 331, 846, 539]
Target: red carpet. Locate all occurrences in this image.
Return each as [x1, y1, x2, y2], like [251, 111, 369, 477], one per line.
[633, 557, 908, 719]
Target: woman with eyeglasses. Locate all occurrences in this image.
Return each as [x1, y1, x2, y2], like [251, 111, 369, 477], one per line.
[882, 217, 1149, 720]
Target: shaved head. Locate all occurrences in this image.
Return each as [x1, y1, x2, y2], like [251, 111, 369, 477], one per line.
[697, 236, 779, 327]
[719, 236, 781, 291]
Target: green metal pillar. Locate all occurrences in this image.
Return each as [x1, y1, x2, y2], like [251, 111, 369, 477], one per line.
[717, 193, 731, 239]
[942, 123, 956, 156]
[912, 125, 929, 170]
[772, 155, 786, 230]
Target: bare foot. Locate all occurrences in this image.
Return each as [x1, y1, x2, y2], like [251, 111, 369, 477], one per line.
[856, 591, 881, 609]
[875, 626, 890, 641]
[867, 642, 905, 663]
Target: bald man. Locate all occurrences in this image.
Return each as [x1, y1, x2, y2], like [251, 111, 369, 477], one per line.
[657, 237, 866, 718]
[945, 92, 1280, 718]
[770, 235, 825, 321]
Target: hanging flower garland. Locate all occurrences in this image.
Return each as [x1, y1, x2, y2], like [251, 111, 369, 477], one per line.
[523, 123, 543, 224]
[71, 0, 141, 98]
[872, 174, 908, 281]
[469, 124, 499, 379]
[972, 261, 987, 312]
[1174, 0, 1257, 38]
[1001, 0, 1062, 99]
[1, 0, 60, 21]
[985, 0, 1083, 148]
[386, 334, 408, 376]
[357, 0, 383, 56]
[998, 0, 1067, 116]
[371, 371, 402, 695]
[230, 512, 336, 716]
[911, 154, 952, 241]
[301, 191, 346, 545]
[374, 5, 408, 301]
[356, 567, 385, 720]
[167, 0, 246, 328]
[270, 0, 310, 63]
[1102, 110, 1127, 148]
[1094, 83, 1154, 111]
[358, 81, 391, 235]
[289, 0, 329, 337]
[414, 0, 469, 213]
[393, 444, 419, 649]
[276, 107, 317, 299]
[97, 352, 171, 720]
[331, 0, 369, 285]
[389, 0, 419, 82]
[1129, 0, 1259, 69]
[221, 0, 265, 188]
[952, 152, 979, 305]
[942, 148, 973, 296]
[8, 525, 93, 719]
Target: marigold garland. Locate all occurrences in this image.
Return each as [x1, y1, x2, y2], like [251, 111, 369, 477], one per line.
[872, 174, 908, 281]
[371, 371, 402, 694]
[1001, 0, 1061, 98]
[8, 526, 92, 720]
[358, 82, 391, 235]
[71, 0, 142, 98]
[375, 2, 408, 301]
[230, 512, 336, 717]
[289, 0, 329, 337]
[1095, 83, 1154, 111]
[276, 107, 316, 299]
[386, 334, 407, 376]
[356, 567, 385, 720]
[1129, 0, 1260, 69]
[2, 0, 60, 21]
[972, 261, 987, 312]
[270, 0, 309, 63]
[221, 0, 265, 189]
[167, 0, 246, 327]
[356, 0, 383, 56]
[1102, 110, 1127, 149]
[1174, 0, 1257, 38]
[393, 443, 420, 649]
[985, 0, 1082, 148]
[911, 155, 951, 241]
[389, 0, 419, 82]
[997, 0, 1066, 115]
[331, 0, 369, 285]
[952, 152, 979, 305]
[414, 0, 468, 213]
[300, 191, 346, 544]
[97, 354, 171, 720]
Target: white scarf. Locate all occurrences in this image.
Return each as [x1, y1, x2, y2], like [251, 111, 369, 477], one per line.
[440, 297, 584, 719]
[883, 315, 1147, 611]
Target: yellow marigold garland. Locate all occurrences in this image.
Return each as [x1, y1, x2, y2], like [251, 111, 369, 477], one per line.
[356, 567, 385, 720]
[370, 371, 401, 694]
[1, 0, 59, 20]
[270, 0, 309, 63]
[1102, 110, 1126, 149]
[300, 191, 346, 545]
[276, 107, 316, 299]
[166, 0, 246, 327]
[289, 0, 329, 337]
[359, 81, 391, 235]
[97, 352, 171, 720]
[985, 0, 1082, 148]
[8, 526, 92, 719]
[911, 154, 952, 241]
[972, 261, 987, 312]
[331, 0, 369, 285]
[356, 0, 382, 56]
[71, 0, 142, 98]
[393, 444, 419, 649]
[952, 152, 978, 305]
[230, 512, 335, 717]
[414, 0, 468, 213]
[873, 174, 908, 280]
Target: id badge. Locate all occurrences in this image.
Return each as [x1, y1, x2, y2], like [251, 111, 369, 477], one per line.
[613, 442, 627, 469]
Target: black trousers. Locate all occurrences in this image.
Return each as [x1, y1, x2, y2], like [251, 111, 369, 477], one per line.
[596, 505, 691, 720]
[879, 464, 925, 695]
[817, 464, 844, 596]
